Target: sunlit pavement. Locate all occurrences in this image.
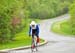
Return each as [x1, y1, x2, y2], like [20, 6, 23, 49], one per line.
[9, 14, 75, 53]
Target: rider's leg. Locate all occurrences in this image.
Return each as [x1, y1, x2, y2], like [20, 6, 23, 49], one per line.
[31, 34, 35, 49]
[36, 35, 40, 43]
[35, 35, 39, 51]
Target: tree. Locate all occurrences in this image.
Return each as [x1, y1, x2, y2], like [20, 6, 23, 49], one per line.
[25, 0, 73, 19]
[69, 1, 75, 34]
[0, 0, 26, 43]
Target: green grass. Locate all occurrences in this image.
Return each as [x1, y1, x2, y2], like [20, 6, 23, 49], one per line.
[0, 19, 44, 50]
[0, 29, 44, 50]
[51, 20, 75, 36]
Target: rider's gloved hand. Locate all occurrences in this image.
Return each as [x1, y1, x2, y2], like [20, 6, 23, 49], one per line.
[29, 34, 31, 37]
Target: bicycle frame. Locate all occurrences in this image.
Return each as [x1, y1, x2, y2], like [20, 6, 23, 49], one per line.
[31, 35, 38, 52]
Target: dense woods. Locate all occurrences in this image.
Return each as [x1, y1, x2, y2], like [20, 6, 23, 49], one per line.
[0, 0, 74, 43]
[25, 0, 73, 19]
[0, 0, 26, 43]
[69, 1, 75, 34]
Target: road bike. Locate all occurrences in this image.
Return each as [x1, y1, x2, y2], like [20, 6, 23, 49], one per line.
[31, 36, 38, 52]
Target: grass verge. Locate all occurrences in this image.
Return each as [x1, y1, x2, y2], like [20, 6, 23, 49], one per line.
[0, 29, 44, 50]
[0, 19, 44, 50]
[51, 20, 75, 36]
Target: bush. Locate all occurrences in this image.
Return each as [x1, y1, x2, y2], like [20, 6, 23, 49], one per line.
[0, 0, 27, 43]
[69, 1, 75, 34]
[26, 0, 73, 19]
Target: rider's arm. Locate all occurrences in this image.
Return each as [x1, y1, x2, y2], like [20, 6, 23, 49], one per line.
[37, 25, 39, 36]
[29, 26, 31, 36]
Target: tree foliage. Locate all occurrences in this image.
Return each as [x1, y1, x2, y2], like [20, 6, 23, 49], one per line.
[0, 0, 74, 43]
[69, 1, 75, 34]
[0, 0, 26, 43]
[26, 0, 73, 19]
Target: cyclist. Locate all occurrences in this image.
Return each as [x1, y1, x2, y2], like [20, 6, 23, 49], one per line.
[29, 21, 40, 49]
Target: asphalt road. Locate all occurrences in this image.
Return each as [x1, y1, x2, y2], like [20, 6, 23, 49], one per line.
[9, 14, 75, 53]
